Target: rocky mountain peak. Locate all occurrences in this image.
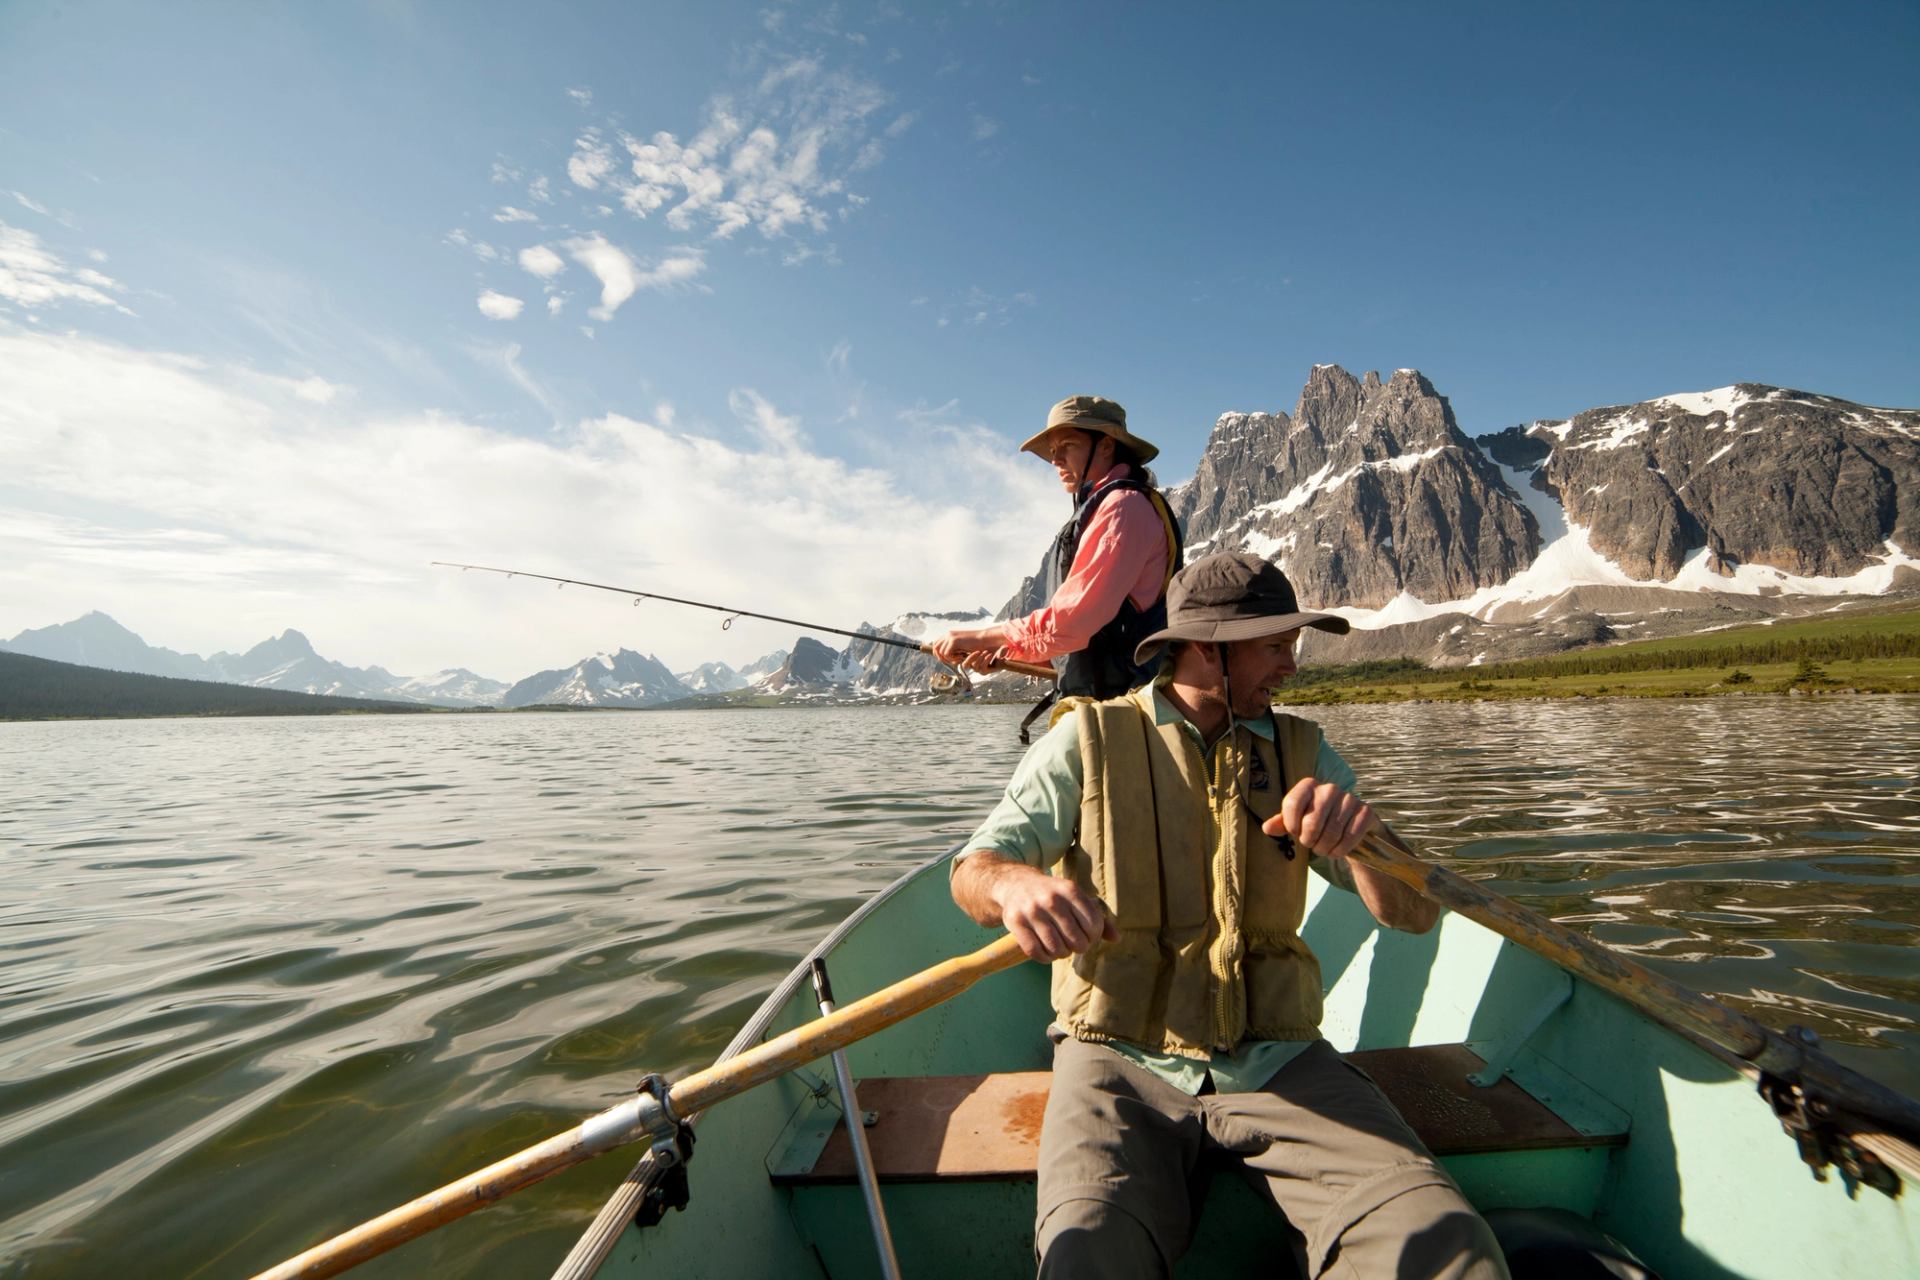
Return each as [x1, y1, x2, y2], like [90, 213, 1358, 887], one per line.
[761, 635, 856, 692]
[243, 629, 317, 665]
[1516, 384, 1919, 580]
[501, 647, 688, 708]
[1176, 363, 1540, 608]
[1295, 363, 1365, 435]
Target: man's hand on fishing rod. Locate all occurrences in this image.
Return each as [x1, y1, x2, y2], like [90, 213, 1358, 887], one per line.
[952, 853, 1117, 961]
[959, 646, 1014, 674]
[929, 624, 1010, 667]
[1265, 779, 1438, 934]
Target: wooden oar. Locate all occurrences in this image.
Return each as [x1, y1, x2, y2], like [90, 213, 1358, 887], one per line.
[251, 933, 1028, 1280]
[1352, 826, 1920, 1182]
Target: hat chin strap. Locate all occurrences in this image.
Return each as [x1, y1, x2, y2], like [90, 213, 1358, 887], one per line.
[1214, 642, 1234, 754]
[1072, 430, 1099, 502]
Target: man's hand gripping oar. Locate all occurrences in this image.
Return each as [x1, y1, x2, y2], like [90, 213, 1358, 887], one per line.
[250, 935, 1028, 1280]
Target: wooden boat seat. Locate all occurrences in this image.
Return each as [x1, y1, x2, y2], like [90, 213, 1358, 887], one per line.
[773, 1043, 1626, 1185]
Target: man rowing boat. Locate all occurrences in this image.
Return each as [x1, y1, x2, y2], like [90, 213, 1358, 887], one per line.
[929, 396, 1182, 726]
[948, 551, 1509, 1279]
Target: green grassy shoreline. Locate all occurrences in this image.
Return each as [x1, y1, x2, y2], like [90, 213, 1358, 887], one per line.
[1282, 602, 1920, 705]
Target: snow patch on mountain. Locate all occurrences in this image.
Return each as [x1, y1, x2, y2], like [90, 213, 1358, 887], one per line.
[1650, 386, 1756, 419]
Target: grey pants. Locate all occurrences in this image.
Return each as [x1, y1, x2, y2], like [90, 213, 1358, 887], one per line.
[1036, 1038, 1510, 1280]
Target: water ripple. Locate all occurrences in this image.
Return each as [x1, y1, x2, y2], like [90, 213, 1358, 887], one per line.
[0, 698, 1914, 1277]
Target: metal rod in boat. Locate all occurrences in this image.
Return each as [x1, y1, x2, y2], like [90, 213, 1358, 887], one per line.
[431, 560, 1058, 681]
[249, 933, 1027, 1280]
[1352, 825, 1920, 1187]
[811, 958, 904, 1280]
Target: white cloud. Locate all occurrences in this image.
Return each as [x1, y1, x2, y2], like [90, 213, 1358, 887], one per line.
[518, 244, 566, 279]
[0, 220, 133, 314]
[11, 191, 53, 217]
[528, 175, 552, 205]
[493, 206, 539, 223]
[562, 234, 705, 319]
[288, 375, 341, 404]
[971, 114, 1000, 142]
[558, 56, 888, 245]
[547, 294, 565, 316]
[477, 289, 524, 320]
[0, 329, 1062, 676]
[567, 86, 593, 108]
[490, 160, 524, 184]
[826, 340, 851, 372]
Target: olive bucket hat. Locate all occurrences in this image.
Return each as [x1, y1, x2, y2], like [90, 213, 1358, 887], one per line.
[1020, 394, 1161, 464]
[1134, 551, 1350, 666]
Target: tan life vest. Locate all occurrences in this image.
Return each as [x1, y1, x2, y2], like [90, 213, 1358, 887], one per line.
[1050, 686, 1328, 1059]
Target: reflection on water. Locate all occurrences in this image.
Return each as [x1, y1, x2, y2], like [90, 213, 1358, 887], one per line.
[0, 698, 1915, 1277]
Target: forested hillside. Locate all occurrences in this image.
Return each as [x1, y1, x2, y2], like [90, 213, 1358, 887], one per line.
[0, 652, 433, 721]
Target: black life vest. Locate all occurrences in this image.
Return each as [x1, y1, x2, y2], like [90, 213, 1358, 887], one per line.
[1016, 473, 1183, 741]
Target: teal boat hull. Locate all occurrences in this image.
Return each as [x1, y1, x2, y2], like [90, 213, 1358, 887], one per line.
[568, 853, 1920, 1279]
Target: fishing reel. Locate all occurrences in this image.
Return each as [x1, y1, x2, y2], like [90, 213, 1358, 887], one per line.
[929, 662, 973, 696]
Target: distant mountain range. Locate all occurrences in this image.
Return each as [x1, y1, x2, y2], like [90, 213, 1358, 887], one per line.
[6, 368, 1914, 707]
[0, 612, 516, 707]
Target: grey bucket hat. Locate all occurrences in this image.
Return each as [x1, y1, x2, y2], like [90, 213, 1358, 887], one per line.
[1019, 395, 1160, 465]
[1134, 551, 1351, 666]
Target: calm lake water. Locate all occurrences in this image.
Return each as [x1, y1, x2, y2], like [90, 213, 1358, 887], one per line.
[2, 699, 1916, 1278]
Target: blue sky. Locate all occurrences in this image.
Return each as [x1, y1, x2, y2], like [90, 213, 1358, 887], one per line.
[2, 1, 1915, 677]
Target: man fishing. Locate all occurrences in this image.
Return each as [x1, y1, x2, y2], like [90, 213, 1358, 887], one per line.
[948, 551, 1509, 1280]
[928, 395, 1182, 720]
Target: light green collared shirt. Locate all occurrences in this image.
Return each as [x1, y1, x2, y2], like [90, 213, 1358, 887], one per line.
[956, 687, 1361, 1094]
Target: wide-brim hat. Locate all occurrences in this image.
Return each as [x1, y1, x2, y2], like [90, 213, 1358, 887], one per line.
[1020, 394, 1160, 464]
[1134, 551, 1350, 666]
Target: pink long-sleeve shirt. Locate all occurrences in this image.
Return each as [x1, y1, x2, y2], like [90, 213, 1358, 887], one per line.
[1002, 481, 1169, 663]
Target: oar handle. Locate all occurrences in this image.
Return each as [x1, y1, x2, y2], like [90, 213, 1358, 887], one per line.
[918, 643, 1056, 682]
[1350, 827, 1920, 1154]
[251, 934, 1028, 1280]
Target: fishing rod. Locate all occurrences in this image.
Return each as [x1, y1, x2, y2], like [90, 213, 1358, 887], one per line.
[432, 561, 1057, 689]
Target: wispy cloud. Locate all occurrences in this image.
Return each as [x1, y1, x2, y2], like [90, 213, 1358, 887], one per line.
[476, 289, 524, 320]
[492, 206, 539, 223]
[564, 56, 889, 243]
[970, 114, 1000, 142]
[826, 339, 851, 372]
[0, 329, 1062, 674]
[471, 339, 556, 412]
[0, 220, 133, 315]
[445, 227, 504, 262]
[567, 128, 616, 189]
[926, 286, 1037, 328]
